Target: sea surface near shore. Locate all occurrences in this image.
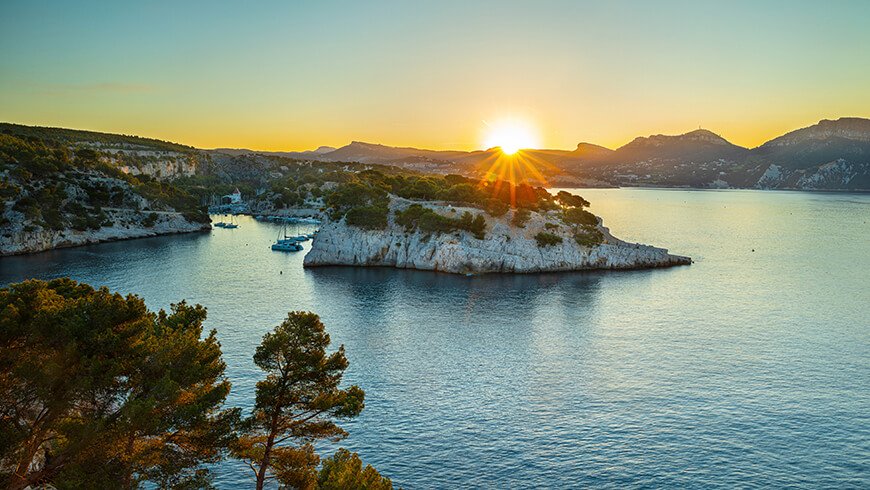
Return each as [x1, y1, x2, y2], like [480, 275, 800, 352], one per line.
[1, 188, 867, 489]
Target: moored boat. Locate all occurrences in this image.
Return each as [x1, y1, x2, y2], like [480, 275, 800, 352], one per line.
[272, 223, 304, 251]
[271, 241, 303, 251]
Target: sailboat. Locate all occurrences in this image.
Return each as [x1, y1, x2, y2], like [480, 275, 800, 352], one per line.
[271, 223, 303, 251]
[213, 214, 227, 228]
[224, 214, 239, 229]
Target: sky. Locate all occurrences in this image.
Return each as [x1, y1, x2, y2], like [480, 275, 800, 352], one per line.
[1, 0, 869, 151]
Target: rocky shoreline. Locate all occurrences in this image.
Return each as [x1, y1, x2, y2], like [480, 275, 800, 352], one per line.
[0, 212, 210, 256]
[303, 199, 690, 274]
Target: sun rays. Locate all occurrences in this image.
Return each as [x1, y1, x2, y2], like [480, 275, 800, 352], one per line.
[473, 149, 561, 207]
[476, 116, 557, 203]
[482, 118, 540, 155]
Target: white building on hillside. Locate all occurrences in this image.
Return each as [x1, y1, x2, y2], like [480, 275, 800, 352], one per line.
[221, 188, 242, 205]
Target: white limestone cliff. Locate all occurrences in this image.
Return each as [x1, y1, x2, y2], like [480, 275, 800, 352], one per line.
[304, 199, 690, 274]
[0, 210, 209, 256]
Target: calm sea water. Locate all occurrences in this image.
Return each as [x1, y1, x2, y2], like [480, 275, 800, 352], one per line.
[1, 189, 868, 489]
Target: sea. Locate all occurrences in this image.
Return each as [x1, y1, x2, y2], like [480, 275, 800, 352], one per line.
[1, 188, 868, 489]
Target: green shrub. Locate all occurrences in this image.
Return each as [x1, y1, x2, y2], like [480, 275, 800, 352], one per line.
[71, 216, 89, 231]
[556, 190, 590, 208]
[457, 211, 487, 239]
[345, 205, 388, 230]
[41, 207, 65, 230]
[535, 231, 563, 247]
[395, 204, 486, 239]
[143, 212, 159, 227]
[317, 448, 393, 490]
[325, 182, 389, 221]
[437, 183, 479, 203]
[0, 181, 20, 199]
[562, 207, 598, 226]
[182, 209, 210, 224]
[63, 201, 86, 215]
[511, 208, 531, 228]
[88, 212, 106, 230]
[483, 198, 509, 217]
[109, 188, 126, 207]
[574, 226, 604, 247]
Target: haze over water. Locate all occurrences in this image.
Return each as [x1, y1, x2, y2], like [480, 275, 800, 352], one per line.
[1, 189, 868, 488]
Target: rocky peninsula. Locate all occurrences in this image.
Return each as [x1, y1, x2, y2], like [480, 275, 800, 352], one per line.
[0, 125, 211, 256]
[304, 197, 690, 274]
[1, 210, 210, 256]
[0, 123, 690, 267]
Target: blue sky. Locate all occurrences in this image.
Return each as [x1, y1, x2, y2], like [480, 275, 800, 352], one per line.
[2, 0, 869, 150]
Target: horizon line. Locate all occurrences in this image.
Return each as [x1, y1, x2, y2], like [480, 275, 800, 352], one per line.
[2, 115, 867, 154]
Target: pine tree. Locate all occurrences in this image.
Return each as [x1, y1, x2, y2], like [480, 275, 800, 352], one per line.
[231, 311, 365, 490]
[0, 279, 236, 489]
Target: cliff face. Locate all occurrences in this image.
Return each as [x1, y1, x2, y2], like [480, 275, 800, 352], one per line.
[111, 151, 198, 178]
[1, 209, 209, 256]
[303, 200, 690, 274]
[754, 160, 870, 190]
[1, 148, 211, 256]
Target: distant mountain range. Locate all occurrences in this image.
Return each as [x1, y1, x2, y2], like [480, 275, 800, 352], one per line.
[215, 117, 870, 191]
[3, 117, 868, 191]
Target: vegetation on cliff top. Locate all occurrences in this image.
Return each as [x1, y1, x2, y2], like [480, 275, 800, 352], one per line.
[534, 231, 563, 247]
[0, 131, 208, 236]
[395, 204, 487, 239]
[0, 122, 195, 153]
[319, 170, 602, 248]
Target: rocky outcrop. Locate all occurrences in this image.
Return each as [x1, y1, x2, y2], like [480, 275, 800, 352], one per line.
[116, 156, 197, 179]
[0, 210, 210, 256]
[303, 199, 690, 274]
[755, 160, 870, 190]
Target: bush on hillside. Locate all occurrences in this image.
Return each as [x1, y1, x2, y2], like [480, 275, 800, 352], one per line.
[535, 231, 563, 247]
[395, 204, 486, 239]
[556, 190, 590, 208]
[574, 225, 604, 247]
[345, 205, 389, 230]
[562, 207, 598, 226]
[511, 208, 531, 228]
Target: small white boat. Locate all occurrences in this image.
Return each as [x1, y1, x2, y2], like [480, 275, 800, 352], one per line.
[271, 241, 302, 251]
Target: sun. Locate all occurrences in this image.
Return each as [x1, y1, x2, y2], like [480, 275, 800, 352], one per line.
[482, 118, 540, 155]
[476, 117, 552, 188]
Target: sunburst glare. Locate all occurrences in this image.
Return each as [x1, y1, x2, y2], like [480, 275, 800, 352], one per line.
[482, 118, 540, 155]
[477, 117, 554, 190]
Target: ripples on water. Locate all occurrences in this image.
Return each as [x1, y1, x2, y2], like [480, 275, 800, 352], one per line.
[1, 189, 868, 488]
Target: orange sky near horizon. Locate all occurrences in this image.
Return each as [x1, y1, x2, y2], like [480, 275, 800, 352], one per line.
[2, 1, 869, 153]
